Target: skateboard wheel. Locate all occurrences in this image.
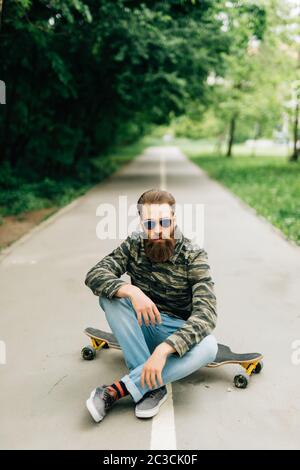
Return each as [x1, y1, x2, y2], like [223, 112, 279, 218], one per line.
[81, 346, 96, 361]
[253, 361, 263, 374]
[234, 373, 249, 389]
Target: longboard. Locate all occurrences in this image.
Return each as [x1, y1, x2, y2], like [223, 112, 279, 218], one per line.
[82, 327, 263, 389]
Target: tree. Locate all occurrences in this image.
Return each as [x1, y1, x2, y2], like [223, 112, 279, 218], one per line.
[0, 0, 231, 179]
[209, 1, 268, 157]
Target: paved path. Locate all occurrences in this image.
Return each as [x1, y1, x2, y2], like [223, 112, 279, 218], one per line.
[0, 146, 300, 449]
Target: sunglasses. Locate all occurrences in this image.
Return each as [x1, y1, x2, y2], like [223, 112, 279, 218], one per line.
[142, 217, 173, 231]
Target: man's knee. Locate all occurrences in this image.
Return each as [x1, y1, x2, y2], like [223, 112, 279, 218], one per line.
[202, 334, 218, 363]
[191, 334, 218, 364]
[99, 295, 111, 311]
[98, 295, 132, 317]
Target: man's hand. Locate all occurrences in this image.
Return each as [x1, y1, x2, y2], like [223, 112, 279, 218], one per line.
[130, 288, 162, 327]
[140, 343, 176, 389]
[116, 284, 161, 327]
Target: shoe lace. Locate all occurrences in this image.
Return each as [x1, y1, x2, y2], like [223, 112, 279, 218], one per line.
[103, 388, 117, 409]
[148, 387, 165, 399]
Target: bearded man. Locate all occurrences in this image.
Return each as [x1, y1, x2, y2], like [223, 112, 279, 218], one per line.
[85, 188, 218, 422]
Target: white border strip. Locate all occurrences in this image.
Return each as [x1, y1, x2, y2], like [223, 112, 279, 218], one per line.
[150, 151, 177, 450]
[160, 151, 167, 190]
[150, 383, 177, 450]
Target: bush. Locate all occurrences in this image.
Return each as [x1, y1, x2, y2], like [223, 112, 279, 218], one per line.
[0, 188, 47, 216]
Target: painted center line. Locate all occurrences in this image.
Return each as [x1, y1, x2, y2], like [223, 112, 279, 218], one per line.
[160, 151, 167, 190]
[150, 151, 177, 450]
[150, 383, 177, 450]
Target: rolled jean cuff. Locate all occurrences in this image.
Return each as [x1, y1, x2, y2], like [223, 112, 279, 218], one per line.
[121, 374, 143, 403]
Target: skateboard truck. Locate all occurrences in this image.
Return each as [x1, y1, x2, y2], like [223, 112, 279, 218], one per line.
[81, 337, 109, 361]
[233, 360, 264, 389]
[81, 327, 121, 361]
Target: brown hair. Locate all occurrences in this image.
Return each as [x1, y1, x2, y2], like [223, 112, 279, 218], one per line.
[137, 189, 176, 217]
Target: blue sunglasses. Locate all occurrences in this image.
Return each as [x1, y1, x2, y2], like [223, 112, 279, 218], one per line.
[142, 217, 172, 230]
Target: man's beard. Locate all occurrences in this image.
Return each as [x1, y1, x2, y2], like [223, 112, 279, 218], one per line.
[143, 229, 176, 262]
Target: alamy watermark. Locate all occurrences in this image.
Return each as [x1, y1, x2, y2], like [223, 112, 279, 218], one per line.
[291, 339, 300, 365]
[95, 197, 205, 247]
[0, 340, 6, 365]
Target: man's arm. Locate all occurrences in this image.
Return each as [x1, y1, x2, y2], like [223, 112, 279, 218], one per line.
[163, 249, 217, 358]
[85, 236, 163, 327]
[85, 236, 132, 299]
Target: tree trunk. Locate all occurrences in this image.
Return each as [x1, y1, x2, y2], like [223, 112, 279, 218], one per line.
[289, 99, 299, 162]
[226, 114, 237, 157]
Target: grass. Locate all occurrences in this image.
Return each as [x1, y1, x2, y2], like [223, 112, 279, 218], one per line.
[176, 138, 300, 246]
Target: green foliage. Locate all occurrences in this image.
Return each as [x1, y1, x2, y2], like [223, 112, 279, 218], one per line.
[172, 111, 221, 140]
[170, 0, 298, 153]
[0, 0, 230, 180]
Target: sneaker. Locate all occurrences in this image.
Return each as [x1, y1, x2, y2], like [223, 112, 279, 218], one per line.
[135, 386, 168, 418]
[86, 385, 117, 423]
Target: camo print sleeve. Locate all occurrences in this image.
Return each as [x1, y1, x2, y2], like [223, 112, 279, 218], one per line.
[164, 249, 217, 358]
[84, 236, 132, 299]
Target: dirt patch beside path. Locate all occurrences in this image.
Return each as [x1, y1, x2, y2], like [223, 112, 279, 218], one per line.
[0, 207, 58, 251]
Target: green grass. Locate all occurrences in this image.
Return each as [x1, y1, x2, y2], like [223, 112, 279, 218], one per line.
[176, 139, 300, 246]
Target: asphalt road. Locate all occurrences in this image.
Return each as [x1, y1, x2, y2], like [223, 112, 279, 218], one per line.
[0, 146, 299, 449]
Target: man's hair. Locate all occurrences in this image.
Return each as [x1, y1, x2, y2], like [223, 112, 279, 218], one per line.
[137, 189, 176, 217]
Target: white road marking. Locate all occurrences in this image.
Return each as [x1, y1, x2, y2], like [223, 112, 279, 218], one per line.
[150, 383, 177, 450]
[150, 152, 177, 450]
[160, 151, 167, 190]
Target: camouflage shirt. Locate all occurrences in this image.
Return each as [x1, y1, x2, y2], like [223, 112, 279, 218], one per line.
[85, 225, 217, 358]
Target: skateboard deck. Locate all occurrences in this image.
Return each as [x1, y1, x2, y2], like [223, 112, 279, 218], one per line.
[82, 327, 263, 389]
[207, 343, 263, 367]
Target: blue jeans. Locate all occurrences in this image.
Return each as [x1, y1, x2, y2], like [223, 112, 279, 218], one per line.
[99, 296, 218, 403]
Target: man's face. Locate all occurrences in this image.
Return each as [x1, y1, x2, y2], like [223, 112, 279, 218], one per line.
[139, 203, 177, 262]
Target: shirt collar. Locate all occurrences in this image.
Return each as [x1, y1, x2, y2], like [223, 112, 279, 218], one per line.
[137, 224, 184, 264]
